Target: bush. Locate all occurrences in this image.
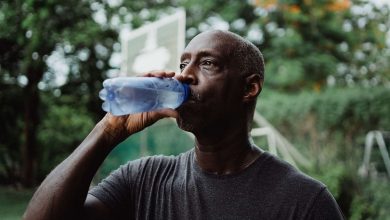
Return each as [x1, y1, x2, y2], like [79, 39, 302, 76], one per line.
[257, 86, 390, 218]
[37, 94, 95, 180]
[259, 86, 390, 138]
[350, 178, 390, 220]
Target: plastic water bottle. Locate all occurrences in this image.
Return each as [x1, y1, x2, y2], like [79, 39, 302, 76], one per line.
[99, 77, 190, 116]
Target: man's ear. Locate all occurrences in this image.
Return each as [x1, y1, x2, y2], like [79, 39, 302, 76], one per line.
[243, 74, 262, 102]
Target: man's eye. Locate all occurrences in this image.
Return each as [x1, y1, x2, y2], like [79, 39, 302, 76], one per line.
[203, 60, 212, 66]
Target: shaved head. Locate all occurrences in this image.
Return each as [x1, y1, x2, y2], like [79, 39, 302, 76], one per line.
[197, 30, 265, 81]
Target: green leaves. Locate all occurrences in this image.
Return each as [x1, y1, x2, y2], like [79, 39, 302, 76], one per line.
[258, 1, 390, 90]
[37, 97, 94, 176]
[259, 86, 390, 132]
[266, 59, 304, 88]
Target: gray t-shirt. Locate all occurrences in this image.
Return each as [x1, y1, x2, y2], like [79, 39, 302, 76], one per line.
[89, 149, 344, 219]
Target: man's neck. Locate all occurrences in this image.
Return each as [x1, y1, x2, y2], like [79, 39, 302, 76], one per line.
[194, 130, 262, 175]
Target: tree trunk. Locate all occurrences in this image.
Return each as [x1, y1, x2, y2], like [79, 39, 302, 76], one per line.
[21, 65, 42, 187]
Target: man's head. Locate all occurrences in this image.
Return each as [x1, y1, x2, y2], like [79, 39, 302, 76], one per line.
[224, 31, 265, 81]
[176, 30, 264, 138]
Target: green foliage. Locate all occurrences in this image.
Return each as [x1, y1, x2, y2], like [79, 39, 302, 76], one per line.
[266, 59, 304, 87]
[256, 1, 390, 90]
[0, 85, 24, 184]
[37, 94, 94, 178]
[179, 0, 259, 39]
[0, 0, 117, 185]
[259, 86, 390, 138]
[0, 187, 33, 220]
[350, 178, 390, 220]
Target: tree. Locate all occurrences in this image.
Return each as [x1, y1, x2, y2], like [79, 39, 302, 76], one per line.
[0, 0, 190, 186]
[252, 0, 390, 90]
[0, 0, 116, 186]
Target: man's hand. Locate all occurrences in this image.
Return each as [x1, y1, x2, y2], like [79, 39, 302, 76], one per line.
[100, 109, 178, 143]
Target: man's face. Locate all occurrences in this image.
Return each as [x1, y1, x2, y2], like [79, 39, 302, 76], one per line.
[176, 31, 246, 135]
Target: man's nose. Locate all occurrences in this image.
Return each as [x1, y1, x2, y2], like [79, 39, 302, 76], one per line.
[179, 64, 197, 85]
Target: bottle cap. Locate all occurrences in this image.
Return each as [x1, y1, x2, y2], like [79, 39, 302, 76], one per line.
[182, 83, 190, 102]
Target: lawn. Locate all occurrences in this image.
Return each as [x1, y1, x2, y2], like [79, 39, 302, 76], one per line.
[0, 186, 34, 220]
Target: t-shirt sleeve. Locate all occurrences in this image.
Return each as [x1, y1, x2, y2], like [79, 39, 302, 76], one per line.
[88, 162, 134, 218]
[306, 187, 345, 220]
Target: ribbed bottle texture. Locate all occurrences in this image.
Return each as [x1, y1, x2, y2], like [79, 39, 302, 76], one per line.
[99, 77, 189, 116]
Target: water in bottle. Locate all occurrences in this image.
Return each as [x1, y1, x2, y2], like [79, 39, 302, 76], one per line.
[99, 77, 190, 116]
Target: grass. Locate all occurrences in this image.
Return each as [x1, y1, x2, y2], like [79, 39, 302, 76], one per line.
[0, 186, 34, 220]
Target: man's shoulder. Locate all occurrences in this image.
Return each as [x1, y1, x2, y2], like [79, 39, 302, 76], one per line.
[254, 152, 343, 219]
[261, 152, 325, 194]
[123, 149, 193, 172]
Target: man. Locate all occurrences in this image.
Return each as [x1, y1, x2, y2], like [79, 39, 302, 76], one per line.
[24, 30, 344, 219]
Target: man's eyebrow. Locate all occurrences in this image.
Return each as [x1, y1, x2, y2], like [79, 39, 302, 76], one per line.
[180, 52, 191, 61]
[180, 49, 222, 61]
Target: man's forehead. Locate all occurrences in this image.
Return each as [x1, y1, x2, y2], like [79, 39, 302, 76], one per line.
[182, 31, 237, 59]
[181, 49, 223, 61]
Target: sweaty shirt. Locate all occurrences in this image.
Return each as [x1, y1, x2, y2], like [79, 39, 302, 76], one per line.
[89, 149, 344, 220]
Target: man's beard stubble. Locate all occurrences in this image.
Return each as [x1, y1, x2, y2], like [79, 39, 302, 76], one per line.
[175, 88, 203, 132]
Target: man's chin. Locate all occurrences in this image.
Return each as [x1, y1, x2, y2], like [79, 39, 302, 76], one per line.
[175, 117, 194, 133]
[175, 104, 203, 133]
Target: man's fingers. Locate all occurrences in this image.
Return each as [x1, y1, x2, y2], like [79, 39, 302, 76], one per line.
[121, 109, 178, 134]
[174, 74, 184, 82]
[153, 108, 179, 119]
[140, 70, 176, 78]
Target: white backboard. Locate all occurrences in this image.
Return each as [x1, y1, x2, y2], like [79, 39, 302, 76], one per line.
[120, 10, 186, 76]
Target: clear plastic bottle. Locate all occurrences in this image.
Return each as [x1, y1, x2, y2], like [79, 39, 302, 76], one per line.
[99, 77, 190, 116]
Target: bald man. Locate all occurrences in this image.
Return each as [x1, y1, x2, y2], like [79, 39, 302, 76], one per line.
[24, 30, 344, 220]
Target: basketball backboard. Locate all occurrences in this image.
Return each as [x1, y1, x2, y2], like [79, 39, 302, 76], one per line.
[120, 9, 186, 76]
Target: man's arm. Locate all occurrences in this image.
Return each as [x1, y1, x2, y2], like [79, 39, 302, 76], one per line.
[23, 100, 178, 219]
[306, 188, 345, 220]
[22, 116, 117, 220]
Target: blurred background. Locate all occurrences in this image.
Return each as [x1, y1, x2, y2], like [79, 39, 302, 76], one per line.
[0, 0, 389, 219]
